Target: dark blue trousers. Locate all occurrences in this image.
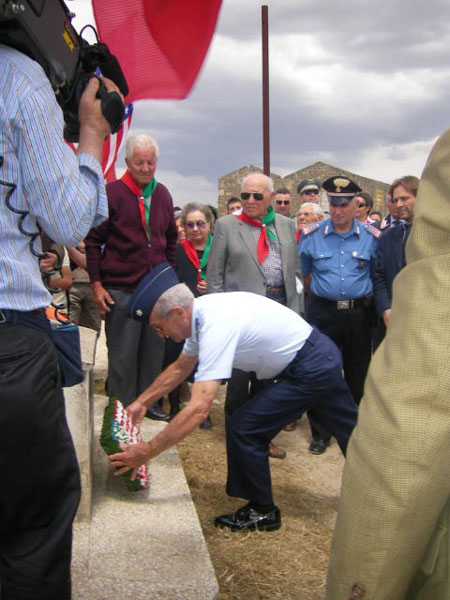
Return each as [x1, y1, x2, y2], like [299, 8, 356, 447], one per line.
[225, 328, 357, 505]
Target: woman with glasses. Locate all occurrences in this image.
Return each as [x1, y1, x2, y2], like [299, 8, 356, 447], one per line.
[164, 203, 215, 426]
[177, 203, 214, 296]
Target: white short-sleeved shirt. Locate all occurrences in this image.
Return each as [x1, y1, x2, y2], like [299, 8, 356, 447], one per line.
[182, 292, 312, 382]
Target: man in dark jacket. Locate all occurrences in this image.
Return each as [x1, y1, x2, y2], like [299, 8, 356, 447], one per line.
[86, 134, 177, 418]
[373, 175, 419, 340]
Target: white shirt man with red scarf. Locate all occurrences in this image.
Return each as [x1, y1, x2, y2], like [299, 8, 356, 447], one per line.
[207, 172, 302, 459]
[85, 134, 177, 419]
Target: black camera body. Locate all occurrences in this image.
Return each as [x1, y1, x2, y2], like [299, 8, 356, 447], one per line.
[0, 0, 128, 141]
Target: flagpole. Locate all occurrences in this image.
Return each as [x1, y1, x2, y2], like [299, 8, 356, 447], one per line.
[261, 4, 270, 176]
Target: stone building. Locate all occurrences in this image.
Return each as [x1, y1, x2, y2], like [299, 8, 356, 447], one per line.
[218, 161, 389, 217]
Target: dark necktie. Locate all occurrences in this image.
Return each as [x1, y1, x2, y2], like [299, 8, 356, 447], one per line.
[401, 221, 412, 244]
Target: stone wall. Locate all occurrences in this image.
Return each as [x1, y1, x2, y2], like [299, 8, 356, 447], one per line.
[217, 161, 389, 217]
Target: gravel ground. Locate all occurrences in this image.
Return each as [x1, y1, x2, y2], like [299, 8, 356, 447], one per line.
[177, 387, 344, 600]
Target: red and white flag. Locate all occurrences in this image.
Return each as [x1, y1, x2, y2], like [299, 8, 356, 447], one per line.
[92, 0, 223, 101]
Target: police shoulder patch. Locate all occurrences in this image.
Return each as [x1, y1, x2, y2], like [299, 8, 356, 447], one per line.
[302, 222, 320, 236]
[365, 223, 381, 239]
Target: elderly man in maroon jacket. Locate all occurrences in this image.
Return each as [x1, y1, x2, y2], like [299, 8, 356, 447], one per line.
[86, 134, 177, 419]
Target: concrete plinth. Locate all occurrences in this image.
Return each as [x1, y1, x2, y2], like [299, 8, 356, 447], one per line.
[72, 397, 219, 600]
[64, 326, 98, 521]
[68, 325, 219, 599]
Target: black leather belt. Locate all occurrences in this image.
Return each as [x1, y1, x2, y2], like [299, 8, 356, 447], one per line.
[312, 295, 365, 310]
[266, 285, 285, 294]
[0, 307, 48, 329]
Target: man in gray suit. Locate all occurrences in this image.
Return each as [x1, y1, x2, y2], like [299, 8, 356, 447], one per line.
[208, 172, 302, 459]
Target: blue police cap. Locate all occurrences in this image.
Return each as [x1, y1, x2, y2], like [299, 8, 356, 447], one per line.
[128, 263, 179, 323]
[322, 176, 361, 205]
[297, 179, 321, 194]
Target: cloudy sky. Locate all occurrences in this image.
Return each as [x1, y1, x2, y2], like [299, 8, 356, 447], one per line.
[72, 0, 450, 206]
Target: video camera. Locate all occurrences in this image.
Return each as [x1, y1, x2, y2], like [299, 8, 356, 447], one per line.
[0, 0, 129, 141]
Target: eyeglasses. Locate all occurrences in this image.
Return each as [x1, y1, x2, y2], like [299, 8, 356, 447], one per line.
[275, 200, 291, 206]
[301, 189, 319, 195]
[150, 320, 166, 336]
[151, 312, 172, 337]
[240, 192, 264, 201]
[185, 220, 207, 229]
[358, 203, 366, 208]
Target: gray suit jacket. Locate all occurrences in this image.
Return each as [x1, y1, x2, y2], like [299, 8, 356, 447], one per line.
[207, 213, 302, 314]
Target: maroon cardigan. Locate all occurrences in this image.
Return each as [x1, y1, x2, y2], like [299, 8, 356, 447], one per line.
[85, 179, 177, 292]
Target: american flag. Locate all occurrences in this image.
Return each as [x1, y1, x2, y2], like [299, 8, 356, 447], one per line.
[66, 102, 133, 183]
[102, 103, 133, 182]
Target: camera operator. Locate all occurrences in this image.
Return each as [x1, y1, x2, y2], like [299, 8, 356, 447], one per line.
[0, 42, 121, 599]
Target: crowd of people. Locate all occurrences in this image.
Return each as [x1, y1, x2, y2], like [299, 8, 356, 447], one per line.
[102, 165, 407, 491]
[1, 35, 447, 600]
[107, 159, 442, 600]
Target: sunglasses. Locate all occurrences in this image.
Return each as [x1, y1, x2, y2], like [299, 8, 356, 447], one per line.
[275, 200, 290, 206]
[185, 220, 207, 229]
[301, 189, 319, 195]
[240, 192, 264, 201]
[358, 202, 366, 208]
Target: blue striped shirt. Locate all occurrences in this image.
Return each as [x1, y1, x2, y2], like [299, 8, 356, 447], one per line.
[0, 45, 108, 310]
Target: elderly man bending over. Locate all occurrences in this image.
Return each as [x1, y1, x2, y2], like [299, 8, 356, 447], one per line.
[109, 264, 358, 532]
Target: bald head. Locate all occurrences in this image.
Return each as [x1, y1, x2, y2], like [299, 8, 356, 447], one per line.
[240, 172, 274, 221]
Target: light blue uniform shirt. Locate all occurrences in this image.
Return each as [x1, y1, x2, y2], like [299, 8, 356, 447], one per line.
[299, 218, 379, 300]
[0, 45, 108, 310]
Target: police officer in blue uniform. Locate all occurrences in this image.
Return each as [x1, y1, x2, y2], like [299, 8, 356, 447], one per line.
[299, 176, 380, 405]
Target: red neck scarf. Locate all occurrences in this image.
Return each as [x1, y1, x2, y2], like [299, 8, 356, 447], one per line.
[181, 234, 212, 283]
[121, 171, 158, 242]
[237, 205, 278, 264]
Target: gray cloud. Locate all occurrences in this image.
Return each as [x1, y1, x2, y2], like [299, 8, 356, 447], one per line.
[74, 0, 450, 200]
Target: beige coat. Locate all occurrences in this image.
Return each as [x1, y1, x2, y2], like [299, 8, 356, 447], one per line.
[326, 129, 450, 599]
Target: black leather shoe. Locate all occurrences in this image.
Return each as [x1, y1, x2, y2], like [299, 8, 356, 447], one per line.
[309, 438, 329, 455]
[146, 405, 169, 422]
[214, 504, 281, 532]
[199, 416, 213, 429]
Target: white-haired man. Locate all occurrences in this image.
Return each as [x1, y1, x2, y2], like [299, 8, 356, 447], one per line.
[86, 134, 177, 419]
[108, 263, 357, 532]
[296, 202, 325, 241]
[207, 172, 303, 459]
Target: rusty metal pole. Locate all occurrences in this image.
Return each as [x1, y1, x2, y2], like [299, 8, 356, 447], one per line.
[261, 5, 270, 176]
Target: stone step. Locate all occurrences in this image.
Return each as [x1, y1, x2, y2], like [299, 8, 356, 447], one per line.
[72, 396, 219, 600]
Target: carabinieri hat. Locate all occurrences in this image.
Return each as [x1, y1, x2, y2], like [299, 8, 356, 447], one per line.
[322, 176, 362, 205]
[128, 262, 179, 323]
